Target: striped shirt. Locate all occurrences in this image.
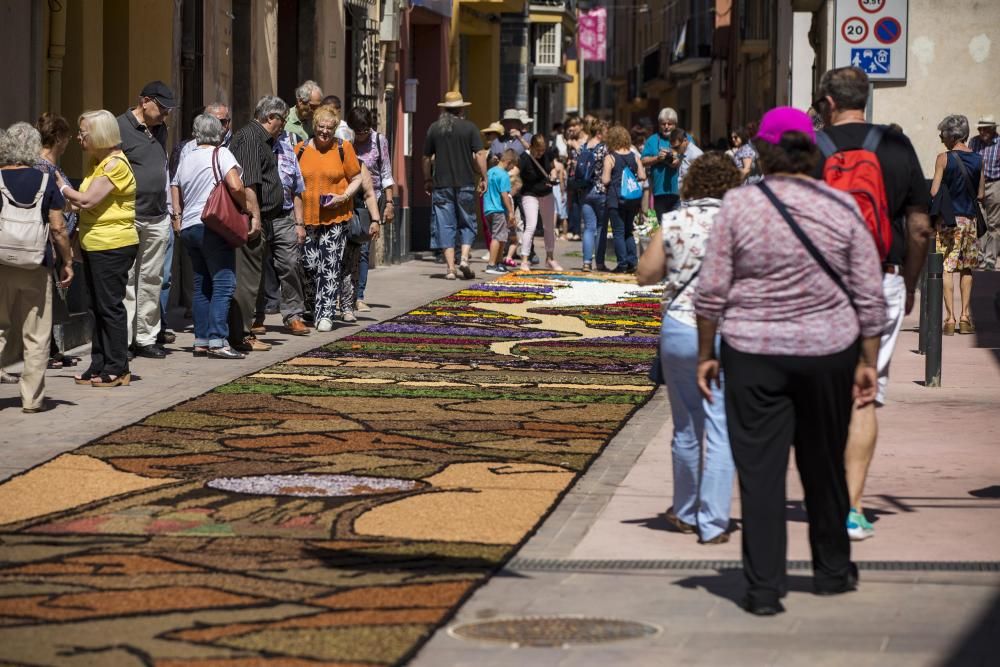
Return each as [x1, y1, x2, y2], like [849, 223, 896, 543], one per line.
[969, 135, 1000, 181]
[695, 177, 886, 357]
[229, 121, 283, 217]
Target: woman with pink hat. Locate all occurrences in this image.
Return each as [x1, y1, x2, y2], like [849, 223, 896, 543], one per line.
[694, 107, 886, 615]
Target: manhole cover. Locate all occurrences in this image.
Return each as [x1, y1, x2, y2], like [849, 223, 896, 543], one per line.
[206, 474, 422, 498]
[449, 615, 660, 647]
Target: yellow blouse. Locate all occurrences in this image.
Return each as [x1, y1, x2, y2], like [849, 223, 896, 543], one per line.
[78, 153, 139, 251]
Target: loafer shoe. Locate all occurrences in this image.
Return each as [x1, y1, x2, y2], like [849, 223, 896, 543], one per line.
[286, 319, 310, 336]
[243, 336, 271, 352]
[208, 346, 246, 360]
[135, 344, 166, 359]
[156, 330, 176, 345]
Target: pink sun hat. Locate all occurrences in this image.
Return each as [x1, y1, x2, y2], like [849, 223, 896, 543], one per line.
[755, 106, 817, 145]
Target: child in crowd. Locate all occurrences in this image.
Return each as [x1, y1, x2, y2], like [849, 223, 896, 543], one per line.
[503, 174, 524, 268]
[484, 150, 517, 275]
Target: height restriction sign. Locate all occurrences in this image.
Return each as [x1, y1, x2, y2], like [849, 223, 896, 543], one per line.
[834, 0, 908, 81]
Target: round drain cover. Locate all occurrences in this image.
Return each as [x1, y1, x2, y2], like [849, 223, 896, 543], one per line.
[450, 615, 659, 647]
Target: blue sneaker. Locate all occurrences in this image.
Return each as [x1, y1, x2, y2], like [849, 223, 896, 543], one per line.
[847, 508, 874, 541]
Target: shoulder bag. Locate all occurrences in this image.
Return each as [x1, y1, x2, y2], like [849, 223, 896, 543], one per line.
[757, 181, 856, 311]
[340, 140, 372, 245]
[201, 147, 249, 248]
[950, 152, 988, 238]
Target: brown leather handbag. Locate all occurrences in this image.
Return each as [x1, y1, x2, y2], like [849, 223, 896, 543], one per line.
[201, 147, 249, 248]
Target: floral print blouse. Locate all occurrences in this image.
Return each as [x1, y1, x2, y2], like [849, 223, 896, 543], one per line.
[660, 198, 722, 327]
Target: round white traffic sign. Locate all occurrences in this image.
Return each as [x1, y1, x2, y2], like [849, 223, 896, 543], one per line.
[841, 17, 868, 44]
[859, 0, 885, 14]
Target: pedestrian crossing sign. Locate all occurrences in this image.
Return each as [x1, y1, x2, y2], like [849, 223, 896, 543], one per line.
[851, 48, 891, 75]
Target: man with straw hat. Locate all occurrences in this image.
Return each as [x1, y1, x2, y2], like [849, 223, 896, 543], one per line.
[491, 109, 532, 158]
[970, 114, 1000, 269]
[422, 91, 487, 280]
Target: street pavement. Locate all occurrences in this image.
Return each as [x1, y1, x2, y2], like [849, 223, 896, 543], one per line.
[3, 246, 999, 666]
[411, 278, 1000, 666]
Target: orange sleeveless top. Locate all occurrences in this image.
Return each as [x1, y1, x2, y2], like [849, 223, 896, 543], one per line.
[295, 139, 362, 226]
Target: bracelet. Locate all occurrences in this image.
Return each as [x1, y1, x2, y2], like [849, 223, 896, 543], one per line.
[59, 184, 70, 196]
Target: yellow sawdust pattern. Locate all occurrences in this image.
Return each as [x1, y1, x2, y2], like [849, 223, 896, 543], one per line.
[353, 463, 574, 544]
[0, 454, 178, 525]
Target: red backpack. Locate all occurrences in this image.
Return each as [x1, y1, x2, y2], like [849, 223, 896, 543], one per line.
[815, 126, 891, 261]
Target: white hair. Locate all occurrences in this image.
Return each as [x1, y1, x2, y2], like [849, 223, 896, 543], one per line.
[193, 114, 224, 146]
[1, 122, 42, 166]
[254, 96, 289, 123]
[938, 114, 970, 143]
[295, 80, 322, 103]
[658, 107, 678, 124]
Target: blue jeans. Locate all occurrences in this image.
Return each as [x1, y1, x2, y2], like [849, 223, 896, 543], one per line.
[181, 224, 236, 348]
[608, 204, 638, 269]
[581, 190, 606, 264]
[432, 185, 478, 249]
[159, 227, 174, 330]
[358, 241, 369, 300]
[660, 314, 733, 540]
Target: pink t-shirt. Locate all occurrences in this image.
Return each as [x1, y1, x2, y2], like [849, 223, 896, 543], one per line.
[694, 176, 887, 356]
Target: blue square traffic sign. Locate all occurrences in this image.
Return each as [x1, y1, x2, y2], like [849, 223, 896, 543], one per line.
[851, 48, 891, 75]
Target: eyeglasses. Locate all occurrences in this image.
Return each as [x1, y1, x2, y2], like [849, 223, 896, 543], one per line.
[220, 118, 231, 126]
[308, 102, 322, 111]
[148, 97, 172, 113]
[315, 125, 336, 133]
[77, 130, 89, 140]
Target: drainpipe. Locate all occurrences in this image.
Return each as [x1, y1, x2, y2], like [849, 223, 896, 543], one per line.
[47, 1, 67, 113]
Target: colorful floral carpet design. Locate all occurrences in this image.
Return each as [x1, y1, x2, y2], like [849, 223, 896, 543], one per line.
[0, 272, 661, 666]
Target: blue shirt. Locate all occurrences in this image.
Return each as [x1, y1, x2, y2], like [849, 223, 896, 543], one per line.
[274, 132, 306, 212]
[641, 133, 679, 196]
[483, 166, 511, 215]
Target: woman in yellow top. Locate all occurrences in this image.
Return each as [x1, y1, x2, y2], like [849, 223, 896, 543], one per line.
[296, 105, 380, 332]
[56, 110, 138, 387]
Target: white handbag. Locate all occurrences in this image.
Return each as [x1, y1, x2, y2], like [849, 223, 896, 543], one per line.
[0, 171, 49, 268]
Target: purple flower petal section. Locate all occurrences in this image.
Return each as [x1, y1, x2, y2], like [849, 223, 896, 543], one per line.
[366, 324, 566, 338]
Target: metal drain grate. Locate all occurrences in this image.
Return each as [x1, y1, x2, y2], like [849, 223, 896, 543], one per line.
[507, 558, 1000, 572]
[450, 615, 660, 647]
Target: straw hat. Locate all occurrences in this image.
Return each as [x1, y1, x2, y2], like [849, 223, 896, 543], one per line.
[977, 115, 997, 127]
[518, 109, 534, 125]
[501, 109, 522, 122]
[480, 121, 505, 135]
[437, 91, 472, 108]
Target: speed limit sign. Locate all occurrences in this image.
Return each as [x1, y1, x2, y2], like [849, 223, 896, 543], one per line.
[841, 17, 868, 44]
[859, 0, 885, 13]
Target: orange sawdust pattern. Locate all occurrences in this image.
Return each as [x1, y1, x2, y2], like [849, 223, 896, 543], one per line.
[0, 272, 660, 665]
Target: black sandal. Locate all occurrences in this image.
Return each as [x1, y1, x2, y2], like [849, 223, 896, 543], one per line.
[74, 370, 97, 385]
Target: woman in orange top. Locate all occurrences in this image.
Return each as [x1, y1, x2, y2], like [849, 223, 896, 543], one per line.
[296, 105, 380, 331]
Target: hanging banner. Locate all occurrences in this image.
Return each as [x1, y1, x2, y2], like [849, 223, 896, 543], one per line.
[579, 8, 607, 62]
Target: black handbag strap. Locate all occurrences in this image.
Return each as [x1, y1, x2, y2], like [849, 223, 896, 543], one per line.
[757, 182, 856, 311]
[666, 268, 700, 310]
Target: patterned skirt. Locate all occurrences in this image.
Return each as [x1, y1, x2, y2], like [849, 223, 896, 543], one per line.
[937, 216, 978, 272]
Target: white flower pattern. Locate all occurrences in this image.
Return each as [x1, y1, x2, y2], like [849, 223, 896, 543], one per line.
[661, 198, 722, 328]
[303, 223, 353, 321]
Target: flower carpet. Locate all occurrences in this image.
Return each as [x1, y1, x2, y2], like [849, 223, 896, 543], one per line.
[0, 271, 662, 666]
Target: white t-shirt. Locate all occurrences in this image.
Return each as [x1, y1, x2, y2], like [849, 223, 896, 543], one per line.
[677, 143, 704, 190]
[171, 146, 242, 230]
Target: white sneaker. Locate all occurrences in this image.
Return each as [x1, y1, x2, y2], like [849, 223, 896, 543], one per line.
[316, 318, 334, 332]
[342, 311, 357, 323]
[355, 299, 372, 312]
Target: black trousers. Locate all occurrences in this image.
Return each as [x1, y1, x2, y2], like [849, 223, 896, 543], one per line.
[83, 244, 138, 377]
[721, 340, 858, 605]
[653, 194, 679, 220]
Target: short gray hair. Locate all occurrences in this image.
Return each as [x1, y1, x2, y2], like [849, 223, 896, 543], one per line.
[254, 96, 289, 123]
[1, 122, 42, 166]
[937, 114, 970, 143]
[193, 113, 224, 146]
[295, 80, 322, 103]
[204, 102, 230, 118]
[658, 107, 678, 124]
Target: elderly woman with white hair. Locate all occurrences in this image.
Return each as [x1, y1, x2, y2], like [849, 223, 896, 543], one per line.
[931, 114, 985, 335]
[57, 110, 138, 388]
[642, 107, 684, 218]
[0, 123, 74, 411]
[170, 114, 249, 359]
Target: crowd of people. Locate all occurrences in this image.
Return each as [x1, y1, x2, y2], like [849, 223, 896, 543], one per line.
[0, 78, 393, 403]
[633, 64, 996, 616]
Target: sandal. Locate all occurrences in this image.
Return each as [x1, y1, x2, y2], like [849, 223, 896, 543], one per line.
[91, 373, 131, 388]
[959, 319, 975, 335]
[74, 370, 98, 385]
[48, 357, 65, 369]
[943, 320, 956, 336]
[665, 507, 697, 534]
[444, 271, 457, 280]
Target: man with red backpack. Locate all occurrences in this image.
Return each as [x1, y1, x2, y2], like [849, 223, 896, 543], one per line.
[812, 67, 933, 541]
